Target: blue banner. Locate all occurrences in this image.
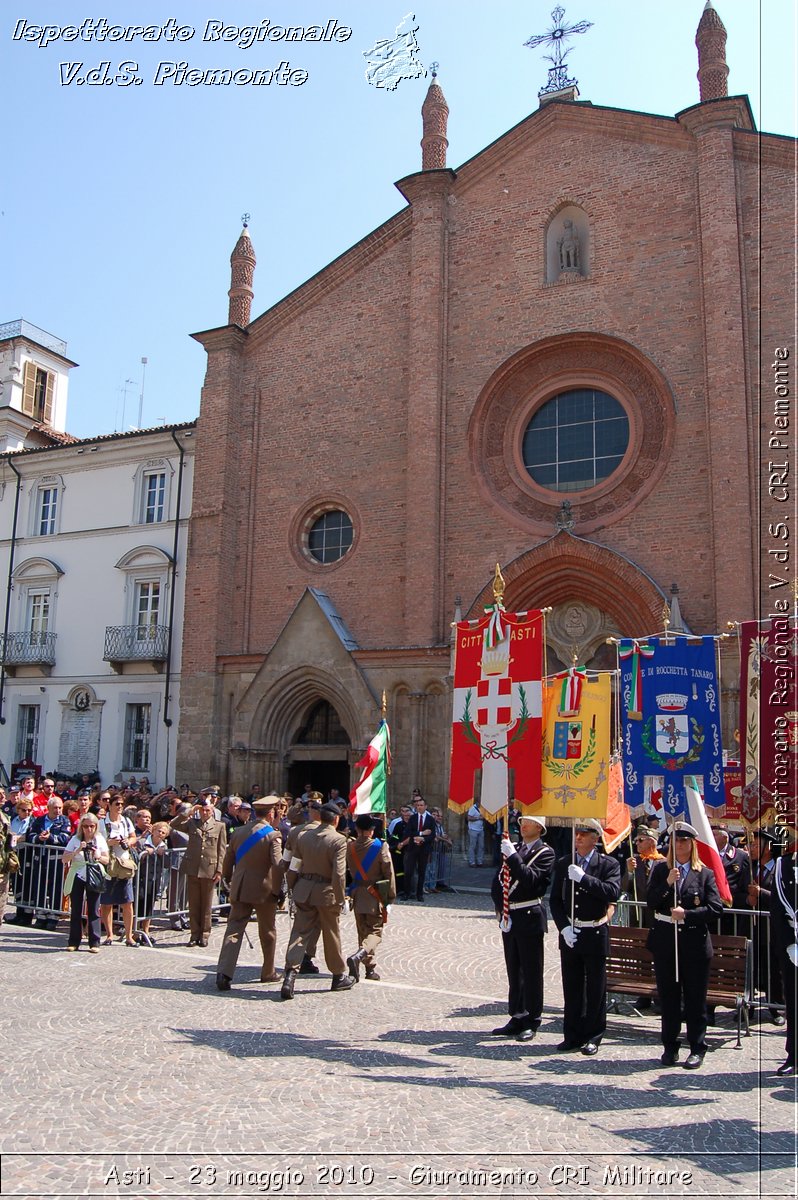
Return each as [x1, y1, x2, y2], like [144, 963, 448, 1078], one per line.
[620, 636, 723, 818]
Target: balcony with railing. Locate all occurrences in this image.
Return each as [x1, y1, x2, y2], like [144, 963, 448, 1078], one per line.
[104, 624, 169, 671]
[0, 631, 57, 675]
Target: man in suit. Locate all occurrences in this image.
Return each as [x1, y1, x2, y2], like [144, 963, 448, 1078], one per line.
[770, 849, 797, 1076]
[550, 817, 621, 1056]
[399, 794, 435, 902]
[216, 795, 283, 991]
[646, 821, 723, 1068]
[490, 813, 555, 1042]
[345, 813, 396, 981]
[171, 793, 227, 946]
[281, 802, 354, 998]
[27, 795, 71, 928]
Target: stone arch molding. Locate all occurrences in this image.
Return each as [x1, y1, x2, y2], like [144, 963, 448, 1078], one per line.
[469, 532, 667, 636]
[468, 332, 676, 536]
[253, 666, 364, 752]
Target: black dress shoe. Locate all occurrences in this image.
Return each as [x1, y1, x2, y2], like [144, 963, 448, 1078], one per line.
[775, 1060, 795, 1077]
[346, 952, 364, 983]
[492, 1018, 524, 1036]
[280, 969, 297, 1000]
[299, 956, 319, 975]
[187, 938, 199, 947]
[683, 1053, 703, 1069]
[556, 1041, 580, 1052]
[516, 1028, 535, 1042]
[770, 1011, 786, 1028]
[365, 968, 381, 981]
[660, 1051, 679, 1066]
[216, 973, 232, 992]
[330, 973, 355, 991]
[581, 1042, 599, 1057]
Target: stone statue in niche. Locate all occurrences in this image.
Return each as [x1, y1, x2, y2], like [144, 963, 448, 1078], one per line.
[557, 219, 581, 272]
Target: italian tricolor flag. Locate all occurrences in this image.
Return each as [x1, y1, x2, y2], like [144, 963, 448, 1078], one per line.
[349, 720, 391, 815]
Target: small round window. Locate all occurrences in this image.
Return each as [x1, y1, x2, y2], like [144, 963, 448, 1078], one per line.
[307, 510, 354, 564]
[522, 388, 629, 493]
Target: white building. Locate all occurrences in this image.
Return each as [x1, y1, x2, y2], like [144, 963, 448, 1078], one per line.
[0, 320, 195, 786]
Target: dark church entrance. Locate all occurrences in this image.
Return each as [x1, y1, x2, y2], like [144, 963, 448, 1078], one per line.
[286, 699, 351, 801]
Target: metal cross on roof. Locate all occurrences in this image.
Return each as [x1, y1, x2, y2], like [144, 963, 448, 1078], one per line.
[241, 212, 251, 228]
[525, 5, 593, 97]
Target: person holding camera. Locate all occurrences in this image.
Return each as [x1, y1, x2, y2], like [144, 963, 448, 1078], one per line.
[62, 815, 110, 952]
[99, 795, 139, 945]
[170, 792, 227, 946]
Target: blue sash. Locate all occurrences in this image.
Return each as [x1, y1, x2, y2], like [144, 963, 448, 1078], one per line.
[346, 838, 382, 895]
[234, 822, 275, 864]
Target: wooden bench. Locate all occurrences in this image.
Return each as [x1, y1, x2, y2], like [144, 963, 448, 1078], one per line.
[606, 926, 752, 1047]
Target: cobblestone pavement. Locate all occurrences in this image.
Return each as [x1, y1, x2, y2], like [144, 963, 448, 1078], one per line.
[1, 887, 794, 1200]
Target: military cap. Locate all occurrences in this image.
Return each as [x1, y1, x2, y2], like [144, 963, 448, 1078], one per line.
[753, 828, 777, 845]
[519, 812, 547, 832]
[307, 796, 324, 810]
[252, 795, 280, 812]
[574, 818, 603, 836]
[320, 801, 342, 817]
[672, 821, 698, 839]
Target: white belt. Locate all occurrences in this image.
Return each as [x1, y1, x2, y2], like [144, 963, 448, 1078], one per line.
[655, 912, 679, 924]
[573, 916, 608, 928]
[509, 898, 541, 911]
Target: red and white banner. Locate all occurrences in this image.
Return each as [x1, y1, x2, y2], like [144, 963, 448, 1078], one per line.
[448, 607, 543, 820]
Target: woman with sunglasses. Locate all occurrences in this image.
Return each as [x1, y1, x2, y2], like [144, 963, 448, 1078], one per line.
[62, 815, 110, 952]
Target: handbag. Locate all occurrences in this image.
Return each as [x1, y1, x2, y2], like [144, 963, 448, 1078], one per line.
[85, 857, 110, 892]
[107, 850, 137, 880]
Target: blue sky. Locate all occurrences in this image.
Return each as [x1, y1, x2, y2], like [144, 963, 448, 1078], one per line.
[3, 1, 795, 439]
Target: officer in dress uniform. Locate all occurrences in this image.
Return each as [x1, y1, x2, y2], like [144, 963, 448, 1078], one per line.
[276, 794, 322, 975]
[345, 813, 396, 982]
[711, 823, 751, 932]
[747, 829, 785, 1025]
[646, 821, 723, 1069]
[770, 849, 798, 1076]
[550, 817, 621, 1056]
[280, 802, 354, 998]
[489, 813, 555, 1042]
[215, 795, 283, 991]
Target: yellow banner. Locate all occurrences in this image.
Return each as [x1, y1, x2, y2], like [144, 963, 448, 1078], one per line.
[533, 674, 611, 819]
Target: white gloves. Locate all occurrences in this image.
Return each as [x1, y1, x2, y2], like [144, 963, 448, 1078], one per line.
[788, 943, 798, 967]
[562, 925, 579, 948]
[500, 837, 515, 858]
[568, 863, 585, 882]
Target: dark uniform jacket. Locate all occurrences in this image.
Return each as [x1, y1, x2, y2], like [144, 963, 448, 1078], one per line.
[721, 845, 752, 909]
[292, 822, 347, 908]
[222, 819, 282, 906]
[346, 837, 396, 914]
[170, 813, 227, 879]
[646, 860, 723, 959]
[770, 853, 797, 954]
[490, 839, 555, 935]
[27, 813, 71, 847]
[550, 850, 620, 953]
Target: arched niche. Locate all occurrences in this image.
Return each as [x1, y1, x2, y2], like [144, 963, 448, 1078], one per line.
[546, 203, 589, 283]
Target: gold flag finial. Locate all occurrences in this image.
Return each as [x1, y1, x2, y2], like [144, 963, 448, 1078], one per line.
[492, 562, 505, 605]
[380, 690, 387, 719]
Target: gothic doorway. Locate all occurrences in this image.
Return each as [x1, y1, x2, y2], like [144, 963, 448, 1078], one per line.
[286, 699, 351, 800]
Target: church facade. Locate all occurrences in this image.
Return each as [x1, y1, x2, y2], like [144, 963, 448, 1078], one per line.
[177, 4, 793, 805]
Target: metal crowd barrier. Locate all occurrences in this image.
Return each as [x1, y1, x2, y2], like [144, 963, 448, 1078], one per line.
[612, 897, 784, 1016]
[424, 841, 455, 892]
[7, 842, 228, 937]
